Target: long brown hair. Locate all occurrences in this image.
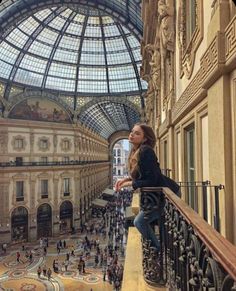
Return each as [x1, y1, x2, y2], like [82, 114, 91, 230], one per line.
[128, 123, 156, 178]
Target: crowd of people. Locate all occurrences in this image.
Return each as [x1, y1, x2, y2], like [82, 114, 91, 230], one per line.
[1, 189, 133, 290]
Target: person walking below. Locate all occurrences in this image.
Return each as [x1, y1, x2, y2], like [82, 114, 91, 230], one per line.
[37, 266, 42, 278]
[64, 259, 69, 271]
[47, 268, 52, 280]
[43, 265, 47, 277]
[16, 251, 21, 263]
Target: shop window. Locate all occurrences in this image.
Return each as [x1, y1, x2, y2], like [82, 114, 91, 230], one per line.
[41, 180, 48, 199]
[16, 181, 24, 201]
[64, 178, 70, 196]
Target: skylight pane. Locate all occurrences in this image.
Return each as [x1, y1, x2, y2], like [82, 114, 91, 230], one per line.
[20, 55, 47, 74]
[46, 76, 75, 91]
[0, 42, 20, 64]
[6, 28, 28, 49]
[15, 68, 43, 86]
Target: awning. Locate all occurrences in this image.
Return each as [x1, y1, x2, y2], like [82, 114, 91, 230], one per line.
[92, 198, 108, 208]
[102, 188, 115, 196]
[125, 206, 135, 220]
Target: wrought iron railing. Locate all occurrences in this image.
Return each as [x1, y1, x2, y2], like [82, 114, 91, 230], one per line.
[0, 160, 108, 168]
[138, 187, 236, 290]
[178, 181, 224, 232]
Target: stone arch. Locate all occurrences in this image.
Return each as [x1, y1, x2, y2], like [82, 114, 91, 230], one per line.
[7, 91, 73, 123]
[8, 91, 72, 115]
[108, 130, 130, 185]
[109, 130, 130, 151]
[77, 97, 142, 117]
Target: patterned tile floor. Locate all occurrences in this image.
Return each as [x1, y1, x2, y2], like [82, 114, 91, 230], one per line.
[0, 231, 124, 291]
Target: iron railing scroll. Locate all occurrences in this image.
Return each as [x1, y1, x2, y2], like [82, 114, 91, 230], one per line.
[139, 187, 236, 290]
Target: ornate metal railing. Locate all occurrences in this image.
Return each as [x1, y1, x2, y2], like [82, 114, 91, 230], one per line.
[0, 160, 108, 168]
[178, 181, 224, 232]
[139, 187, 236, 290]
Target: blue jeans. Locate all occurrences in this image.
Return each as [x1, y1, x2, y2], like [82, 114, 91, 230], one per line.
[134, 210, 163, 251]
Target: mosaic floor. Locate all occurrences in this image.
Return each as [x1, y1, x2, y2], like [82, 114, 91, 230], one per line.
[0, 230, 125, 291]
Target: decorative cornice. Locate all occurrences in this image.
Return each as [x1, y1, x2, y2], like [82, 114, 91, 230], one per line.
[172, 69, 207, 123]
[201, 32, 225, 89]
[225, 15, 236, 65]
[171, 15, 236, 124]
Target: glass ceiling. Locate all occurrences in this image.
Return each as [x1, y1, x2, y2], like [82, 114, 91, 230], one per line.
[0, 6, 146, 95]
[79, 101, 141, 138]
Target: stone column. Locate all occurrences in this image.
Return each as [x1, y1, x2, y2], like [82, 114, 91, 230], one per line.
[0, 130, 8, 163]
[0, 180, 10, 243]
[29, 131, 34, 162]
[53, 174, 60, 236]
[73, 171, 80, 230]
[29, 175, 37, 241]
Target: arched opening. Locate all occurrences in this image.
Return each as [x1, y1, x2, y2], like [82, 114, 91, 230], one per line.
[37, 203, 52, 239]
[11, 206, 28, 243]
[112, 139, 130, 186]
[59, 200, 73, 234]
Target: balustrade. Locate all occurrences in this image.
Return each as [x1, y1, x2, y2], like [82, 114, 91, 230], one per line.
[138, 187, 236, 290]
[0, 160, 108, 167]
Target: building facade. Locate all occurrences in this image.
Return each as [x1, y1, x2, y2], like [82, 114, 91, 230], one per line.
[141, 0, 236, 243]
[113, 141, 129, 184]
[0, 107, 110, 243]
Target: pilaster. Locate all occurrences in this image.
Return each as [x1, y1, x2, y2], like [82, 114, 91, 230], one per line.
[208, 75, 233, 241]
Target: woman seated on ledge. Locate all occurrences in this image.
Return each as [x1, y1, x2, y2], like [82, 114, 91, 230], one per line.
[115, 123, 166, 251]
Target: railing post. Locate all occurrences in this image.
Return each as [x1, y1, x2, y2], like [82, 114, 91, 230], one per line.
[202, 180, 210, 221]
[214, 184, 224, 232]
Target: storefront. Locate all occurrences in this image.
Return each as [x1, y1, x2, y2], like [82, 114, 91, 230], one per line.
[11, 206, 28, 243]
[59, 201, 73, 233]
[37, 203, 52, 239]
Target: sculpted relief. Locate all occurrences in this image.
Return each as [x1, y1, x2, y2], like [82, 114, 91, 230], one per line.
[158, 0, 175, 113]
[144, 44, 160, 126]
[144, 0, 175, 125]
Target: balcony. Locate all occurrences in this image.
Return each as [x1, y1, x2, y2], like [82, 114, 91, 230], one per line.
[122, 187, 236, 291]
[0, 160, 109, 168]
[16, 196, 24, 202]
[41, 193, 48, 199]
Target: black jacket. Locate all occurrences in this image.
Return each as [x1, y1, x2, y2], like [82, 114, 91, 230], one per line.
[132, 145, 165, 190]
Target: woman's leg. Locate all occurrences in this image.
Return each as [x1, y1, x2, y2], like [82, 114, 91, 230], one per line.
[133, 210, 161, 251]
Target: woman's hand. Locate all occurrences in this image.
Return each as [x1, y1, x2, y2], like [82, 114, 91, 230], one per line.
[115, 177, 132, 192]
[119, 180, 132, 189]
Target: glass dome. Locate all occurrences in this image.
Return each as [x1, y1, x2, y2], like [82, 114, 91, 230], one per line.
[0, 6, 146, 95]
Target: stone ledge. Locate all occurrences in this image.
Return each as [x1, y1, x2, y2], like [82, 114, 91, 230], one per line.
[131, 191, 140, 215]
[122, 227, 168, 291]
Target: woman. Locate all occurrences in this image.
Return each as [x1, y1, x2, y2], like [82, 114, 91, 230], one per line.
[115, 123, 165, 251]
